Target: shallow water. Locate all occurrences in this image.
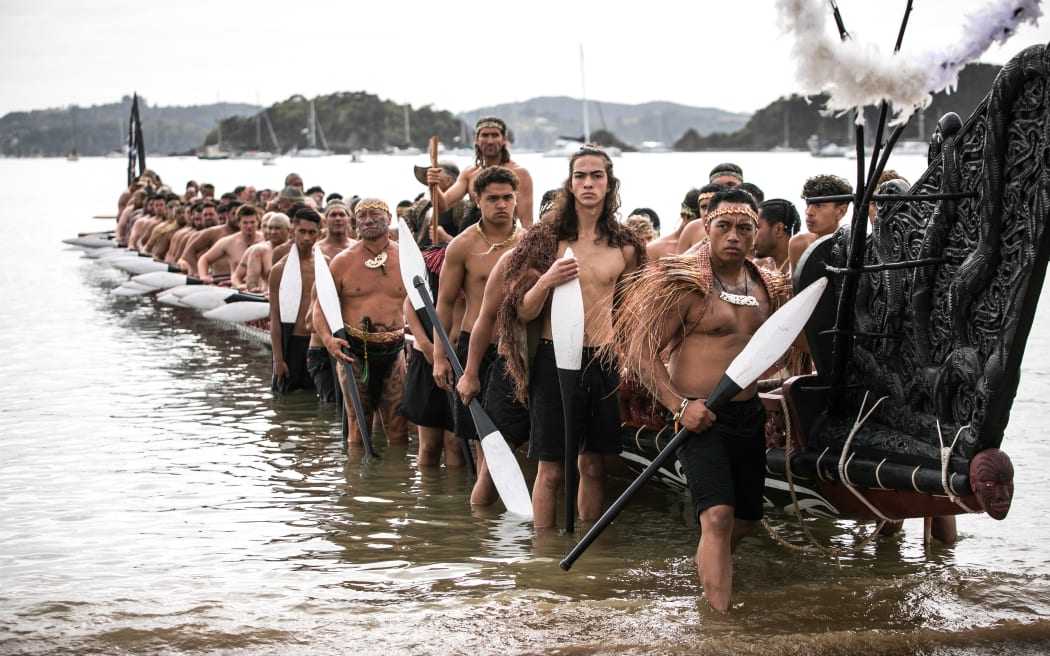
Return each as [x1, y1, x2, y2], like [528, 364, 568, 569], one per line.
[1, 154, 1048, 655]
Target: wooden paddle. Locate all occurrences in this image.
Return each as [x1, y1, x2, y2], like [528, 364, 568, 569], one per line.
[412, 274, 533, 518]
[396, 217, 476, 475]
[314, 245, 376, 458]
[550, 247, 585, 532]
[429, 136, 439, 244]
[560, 276, 829, 570]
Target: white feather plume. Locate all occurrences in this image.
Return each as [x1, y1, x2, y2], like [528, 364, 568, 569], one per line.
[776, 0, 1043, 121]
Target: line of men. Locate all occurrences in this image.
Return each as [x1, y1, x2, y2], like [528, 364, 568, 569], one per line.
[115, 116, 921, 615]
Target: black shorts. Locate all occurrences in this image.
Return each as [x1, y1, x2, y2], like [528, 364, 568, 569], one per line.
[482, 354, 530, 448]
[273, 330, 315, 393]
[306, 347, 337, 403]
[452, 331, 496, 441]
[527, 340, 621, 462]
[675, 396, 766, 522]
[402, 347, 454, 430]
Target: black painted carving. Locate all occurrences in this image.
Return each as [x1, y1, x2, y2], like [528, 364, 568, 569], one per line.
[809, 43, 1050, 472]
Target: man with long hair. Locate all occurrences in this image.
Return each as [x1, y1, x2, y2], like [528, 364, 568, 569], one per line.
[426, 116, 535, 228]
[496, 144, 645, 528]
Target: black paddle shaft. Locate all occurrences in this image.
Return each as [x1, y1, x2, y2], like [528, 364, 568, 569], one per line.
[333, 328, 376, 458]
[558, 368, 580, 533]
[560, 375, 741, 570]
[411, 276, 479, 475]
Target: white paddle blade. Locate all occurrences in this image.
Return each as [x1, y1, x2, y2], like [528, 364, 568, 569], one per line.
[313, 247, 345, 334]
[65, 236, 115, 249]
[80, 247, 116, 259]
[180, 287, 234, 310]
[397, 217, 431, 310]
[204, 301, 271, 322]
[117, 259, 170, 276]
[724, 276, 829, 387]
[112, 282, 157, 297]
[550, 247, 585, 370]
[480, 432, 534, 518]
[132, 271, 188, 290]
[156, 291, 186, 306]
[97, 249, 137, 261]
[278, 245, 302, 324]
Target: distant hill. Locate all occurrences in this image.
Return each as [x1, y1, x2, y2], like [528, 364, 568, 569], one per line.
[456, 97, 751, 150]
[0, 97, 260, 157]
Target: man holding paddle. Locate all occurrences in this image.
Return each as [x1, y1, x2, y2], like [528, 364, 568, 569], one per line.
[613, 187, 792, 612]
[313, 199, 409, 448]
[269, 208, 322, 394]
[432, 166, 524, 501]
[497, 144, 645, 528]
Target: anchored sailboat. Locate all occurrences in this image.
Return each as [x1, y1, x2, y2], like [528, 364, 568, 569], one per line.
[291, 99, 332, 157]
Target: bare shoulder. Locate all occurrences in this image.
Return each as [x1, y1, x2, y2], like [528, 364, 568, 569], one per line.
[329, 244, 358, 270]
[507, 160, 532, 180]
[446, 228, 478, 259]
[461, 165, 481, 183]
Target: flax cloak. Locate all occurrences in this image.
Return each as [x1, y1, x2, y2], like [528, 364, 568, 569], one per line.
[611, 242, 793, 406]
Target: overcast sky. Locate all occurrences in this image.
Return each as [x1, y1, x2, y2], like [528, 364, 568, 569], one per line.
[2, 0, 1047, 117]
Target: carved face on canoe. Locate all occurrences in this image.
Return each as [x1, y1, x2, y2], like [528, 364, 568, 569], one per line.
[970, 448, 1014, 520]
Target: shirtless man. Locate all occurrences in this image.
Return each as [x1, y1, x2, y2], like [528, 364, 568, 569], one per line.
[142, 200, 184, 259]
[455, 248, 531, 502]
[427, 116, 535, 228]
[432, 166, 524, 488]
[709, 162, 744, 188]
[127, 194, 167, 251]
[647, 188, 700, 260]
[317, 200, 355, 260]
[303, 201, 358, 405]
[614, 186, 791, 612]
[497, 144, 645, 528]
[197, 204, 264, 284]
[285, 172, 304, 192]
[677, 183, 728, 255]
[165, 202, 205, 267]
[753, 198, 800, 274]
[232, 212, 289, 293]
[314, 199, 409, 447]
[788, 174, 852, 272]
[268, 209, 321, 393]
[116, 188, 147, 246]
[176, 200, 230, 275]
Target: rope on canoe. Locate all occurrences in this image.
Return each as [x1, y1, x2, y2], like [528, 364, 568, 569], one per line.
[761, 392, 888, 567]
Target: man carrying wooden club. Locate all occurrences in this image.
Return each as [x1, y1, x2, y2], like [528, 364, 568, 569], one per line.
[612, 187, 792, 612]
[426, 116, 536, 229]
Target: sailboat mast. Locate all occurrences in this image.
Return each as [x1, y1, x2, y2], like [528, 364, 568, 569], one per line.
[580, 44, 589, 143]
[308, 100, 317, 148]
[264, 111, 281, 153]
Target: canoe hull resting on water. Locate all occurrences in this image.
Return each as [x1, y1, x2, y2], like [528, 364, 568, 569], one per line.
[622, 43, 1050, 523]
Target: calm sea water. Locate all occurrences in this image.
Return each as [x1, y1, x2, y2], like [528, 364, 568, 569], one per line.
[1, 152, 1048, 655]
